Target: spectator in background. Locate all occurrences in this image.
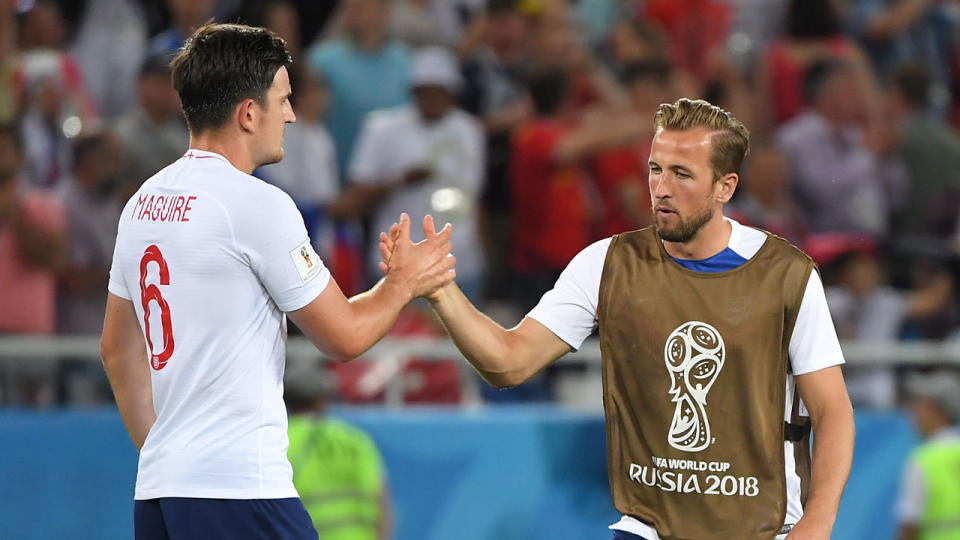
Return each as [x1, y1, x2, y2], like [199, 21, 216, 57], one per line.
[572, 0, 643, 47]
[728, 143, 809, 245]
[55, 131, 127, 336]
[147, 0, 216, 59]
[776, 59, 904, 236]
[459, 0, 530, 301]
[759, 0, 876, 130]
[54, 131, 126, 405]
[335, 47, 486, 301]
[71, 0, 147, 119]
[308, 0, 411, 180]
[113, 56, 188, 186]
[814, 236, 952, 408]
[18, 51, 76, 189]
[507, 67, 647, 307]
[258, 63, 340, 264]
[240, 0, 303, 58]
[388, 0, 478, 49]
[284, 358, 391, 540]
[896, 371, 960, 540]
[848, 0, 955, 87]
[603, 20, 698, 109]
[888, 64, 960, 240]
[641, 0, 733, 83]
[723, 0, 789, 69]
[16, 0, 98, 188]
[0, 123, 65, 405]
[0, 123, 65, 334]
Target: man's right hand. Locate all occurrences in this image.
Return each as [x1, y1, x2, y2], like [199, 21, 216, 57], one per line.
[382, 213, 456, 301]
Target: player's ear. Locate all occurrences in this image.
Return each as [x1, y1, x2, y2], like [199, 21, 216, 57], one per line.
[715, 172, 738, 204]
[236, 98, 258, 134]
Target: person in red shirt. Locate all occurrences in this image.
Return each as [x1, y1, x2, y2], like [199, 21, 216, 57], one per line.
[508, 68, 648, 306]
[590, 60, 675, 239]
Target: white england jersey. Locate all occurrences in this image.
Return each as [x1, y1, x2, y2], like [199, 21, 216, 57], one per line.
[108, 149, 330, 500]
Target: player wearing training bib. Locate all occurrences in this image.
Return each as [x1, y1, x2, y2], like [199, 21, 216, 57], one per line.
[379, 98, 855, 539]
[101, 24, 456, 540]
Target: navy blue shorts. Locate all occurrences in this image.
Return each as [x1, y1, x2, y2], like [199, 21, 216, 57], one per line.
[134, 497, 318, 540]
[612, 531, 650, 540]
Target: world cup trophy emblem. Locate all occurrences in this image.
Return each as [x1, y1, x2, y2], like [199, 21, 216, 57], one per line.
[664, 321, 726, 452]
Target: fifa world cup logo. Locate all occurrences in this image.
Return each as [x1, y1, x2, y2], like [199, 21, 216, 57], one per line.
[664, 321, 726, 452]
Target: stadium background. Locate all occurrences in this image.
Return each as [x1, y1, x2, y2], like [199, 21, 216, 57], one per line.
[1, 0, 960, 539]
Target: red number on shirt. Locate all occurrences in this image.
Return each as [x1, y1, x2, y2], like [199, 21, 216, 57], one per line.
[139, 245, 175, 370]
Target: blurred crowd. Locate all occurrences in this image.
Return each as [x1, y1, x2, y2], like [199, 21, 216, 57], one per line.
[1, 0, 960, 407]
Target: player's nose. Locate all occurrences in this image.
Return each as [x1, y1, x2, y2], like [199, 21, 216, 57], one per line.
[651, 176, 670, 198]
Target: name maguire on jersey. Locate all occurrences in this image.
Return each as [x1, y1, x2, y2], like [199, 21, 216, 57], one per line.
[131, 193, 197, 223]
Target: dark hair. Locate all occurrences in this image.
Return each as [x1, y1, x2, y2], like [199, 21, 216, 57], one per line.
[893, 64, 932, 109]
[170, 23, 292, 133]
[621, 59, 671, 87]
[527, 68, 569, 116]
[803, 58, 848, 104]
[72, 132, 109, 170]
[786, 0, 841, 39]
[654, 98, 751, 183]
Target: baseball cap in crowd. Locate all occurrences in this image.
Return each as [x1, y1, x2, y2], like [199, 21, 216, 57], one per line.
[410, 47, 463, 92]
[905, 371, 960, 422]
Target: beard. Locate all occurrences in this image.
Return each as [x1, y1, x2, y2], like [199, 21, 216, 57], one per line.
[655, 204, 714, 243]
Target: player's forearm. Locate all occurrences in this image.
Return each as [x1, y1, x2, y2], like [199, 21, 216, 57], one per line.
[802, 400, 855, 528]
[336, 278, 412, 360]
[428, 284, 524, 387]
[102, 353, 155, 451]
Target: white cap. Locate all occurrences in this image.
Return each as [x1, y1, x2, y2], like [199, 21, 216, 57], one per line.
[410, 46, 462, 92]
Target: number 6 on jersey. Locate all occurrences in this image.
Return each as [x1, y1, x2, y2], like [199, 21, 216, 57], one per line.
[140, 245, 175, 370]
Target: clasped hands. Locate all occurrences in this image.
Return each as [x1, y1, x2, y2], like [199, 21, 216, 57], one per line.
[378, 213, 457, 302]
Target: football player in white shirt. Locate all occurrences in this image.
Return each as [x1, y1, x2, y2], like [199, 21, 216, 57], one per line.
[379, 99, 855, 540]
[100, 24, 455, 540]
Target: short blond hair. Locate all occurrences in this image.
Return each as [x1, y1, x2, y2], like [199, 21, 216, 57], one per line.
[654, 98, 750, 182]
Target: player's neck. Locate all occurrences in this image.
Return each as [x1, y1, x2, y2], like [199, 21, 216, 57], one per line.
[188, 132, 257, 174]
[662, 215, 732, 261]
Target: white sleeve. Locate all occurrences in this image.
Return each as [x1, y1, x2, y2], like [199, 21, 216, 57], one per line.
[107, 200, 132, 301]
[896, 459, 926, 524]
[107, 237, 131, 300]
[348, 114, 387, 185]
[232, 186, 331, 312]
[788, 271, 845, 375]
[525, 238, 611, 350]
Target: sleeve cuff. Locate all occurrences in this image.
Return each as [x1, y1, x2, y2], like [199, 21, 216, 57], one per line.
[276, 269, 332, 313]
[107, 281, 132, 301]
[526, 310, 588, 351]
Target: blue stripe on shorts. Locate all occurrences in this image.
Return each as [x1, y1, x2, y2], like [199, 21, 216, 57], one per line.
[134, 497, 318, 540]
